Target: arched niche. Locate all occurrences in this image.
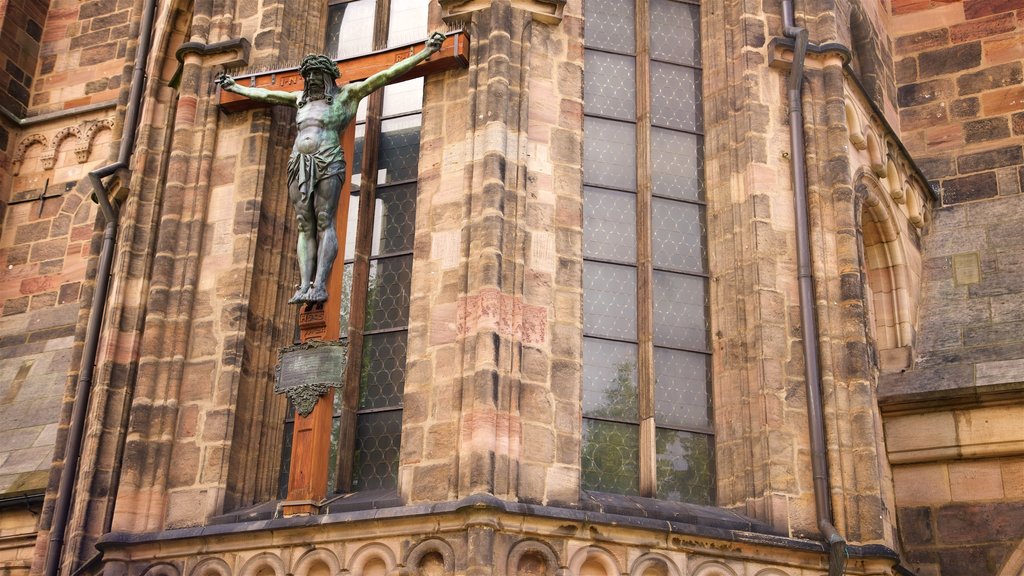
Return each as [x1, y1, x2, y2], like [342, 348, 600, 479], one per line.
[293, 547, 342, 576]
[568, 546, 621, 576]
[689, 560, 739, 576]
[856, 171, 917, 372]
[507, 539, 562, 576]
[141, 562, 182, 576]
[239, 552, 287, 576]
[188, 557, 232, 576]
[404, 538, 454, 576]
[350, 542, 397, 576]
[630, 553, 681, 576]
[752, 569, 793, 576]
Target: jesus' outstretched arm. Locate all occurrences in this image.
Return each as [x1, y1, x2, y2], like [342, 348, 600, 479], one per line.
[216, 74, 300, 107]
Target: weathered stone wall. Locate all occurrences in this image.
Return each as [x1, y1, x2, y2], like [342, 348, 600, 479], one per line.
[837, 0, 900, 120]
[706, 0, 906, 547]
[0, 0, 125, 505]
[14, 0, 316, 571]
[0, 504, 40, 576]
[884, 400, 1024, 575]
[98, 0, 319, 539]
[0, 2, 134, 574]
[880, 0, 1024, 573]
[0, 0, 49, 116]
[30, 0, 131, 113]
[400, 0, 582, 504]
[892, 0, 1022, 208]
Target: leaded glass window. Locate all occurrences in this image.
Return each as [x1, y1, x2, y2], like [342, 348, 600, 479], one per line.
[582, 0, 713, 504]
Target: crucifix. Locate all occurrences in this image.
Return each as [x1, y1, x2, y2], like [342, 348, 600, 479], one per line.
[218, 31, 467, 514]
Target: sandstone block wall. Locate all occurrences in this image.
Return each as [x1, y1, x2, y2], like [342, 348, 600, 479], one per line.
[892, 0, 1023, 211]
[401, 0, 583, 505]
[0, 1, 135, 573]
[0, 0, 48, 117]
[882, 0, 1024, 573]
[884, 402, 1024, 575]
[0, 505, 39, 576]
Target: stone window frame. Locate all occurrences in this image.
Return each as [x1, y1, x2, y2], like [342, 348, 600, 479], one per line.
[580, 0, 714, 502]
[280, 0, 428, 496]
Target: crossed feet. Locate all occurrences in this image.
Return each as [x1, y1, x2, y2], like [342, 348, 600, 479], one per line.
[288, 283, 329, 304]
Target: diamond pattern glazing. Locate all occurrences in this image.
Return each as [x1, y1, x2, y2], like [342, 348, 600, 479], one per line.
[364, 255, 412, 331]
[358, 331, 407, 410]
[650, 62, 701, 132]
[378, 115, 422, 184]
[371, 182, 417, 256]
[353, 410, 402, 490]
[584, 117, 636, 191]
[579, 0, 711, 502]
[584, 50, 636, 121]
[655, 428, 712, 504]
[651, 127, 703, 201]
[583, 338, 639, 421]
[652, 271, 707, 350]
[582, 420, 640, 494]
[584, 261, 637, 341]
[654, 348, 710, 428]
[584, 0, 635, 53]
[584, 187, 636, 263]
[650, 0, 701, 66]
[652, 197, 705, 273]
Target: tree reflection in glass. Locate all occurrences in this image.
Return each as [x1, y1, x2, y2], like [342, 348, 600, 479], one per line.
[582, 360, 639, 494]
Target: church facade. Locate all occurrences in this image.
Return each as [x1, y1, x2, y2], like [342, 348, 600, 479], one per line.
[0, 0, 1023, 574]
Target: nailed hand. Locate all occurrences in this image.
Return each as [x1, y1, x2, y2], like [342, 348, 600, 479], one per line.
[426, 31, 445, 52]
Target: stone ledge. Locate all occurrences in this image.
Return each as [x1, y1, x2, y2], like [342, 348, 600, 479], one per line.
[882, 381, 1024, 464]
[879, 372, 1024, 413]
[0, 470, 49, 498]
[97, 492, 907, 567]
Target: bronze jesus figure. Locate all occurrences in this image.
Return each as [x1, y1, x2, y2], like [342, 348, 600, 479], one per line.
[217, 32, 445, 304]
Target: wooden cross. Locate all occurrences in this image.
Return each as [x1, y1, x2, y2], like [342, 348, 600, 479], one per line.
[218, 32, 467, 515]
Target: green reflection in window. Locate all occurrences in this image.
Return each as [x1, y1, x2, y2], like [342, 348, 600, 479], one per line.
[655, 428, 712, 505]
[582, 419, 639, 494]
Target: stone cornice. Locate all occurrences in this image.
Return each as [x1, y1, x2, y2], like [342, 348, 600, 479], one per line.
[95, 494, 905, 571]
[768, 35, 937, 212]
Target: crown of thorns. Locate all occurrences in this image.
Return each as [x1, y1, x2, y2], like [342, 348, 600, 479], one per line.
[299, 54, 340, 79]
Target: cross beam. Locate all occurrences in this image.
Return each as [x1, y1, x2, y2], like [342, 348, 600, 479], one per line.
[217, 31, 468, 112]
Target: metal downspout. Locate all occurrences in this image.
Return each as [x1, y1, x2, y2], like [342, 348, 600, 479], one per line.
[44, 0, 159, 573]
[780, 2, 848, 575]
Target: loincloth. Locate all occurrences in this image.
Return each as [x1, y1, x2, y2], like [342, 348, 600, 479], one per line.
[288, 143, 345, 206]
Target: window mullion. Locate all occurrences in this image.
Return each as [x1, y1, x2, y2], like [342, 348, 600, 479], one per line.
[374, 0, 391, 50]
[635, 0, 657, 499]
[338, 92, 386, 493]
[336, 31, 388, 492]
